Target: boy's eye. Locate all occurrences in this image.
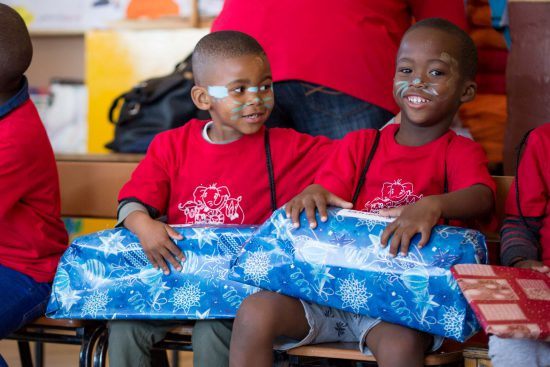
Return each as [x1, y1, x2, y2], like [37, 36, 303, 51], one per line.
[259, 84, 272, 92]
[231, 86, 245, 94]
[429, 70, 444, 76]
[398, 68, 412, 74]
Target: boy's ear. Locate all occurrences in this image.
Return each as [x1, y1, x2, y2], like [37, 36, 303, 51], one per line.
[191, 85, 211, 111]
[460, 80, 477, 103]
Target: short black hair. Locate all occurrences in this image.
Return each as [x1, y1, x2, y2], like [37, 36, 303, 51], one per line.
[0, 4, 32, 89]
[192, 31, 266, 85]
[406, 18, 477, 80]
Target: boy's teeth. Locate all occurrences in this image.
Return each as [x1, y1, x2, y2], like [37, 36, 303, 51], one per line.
[407, 96, 428, 104]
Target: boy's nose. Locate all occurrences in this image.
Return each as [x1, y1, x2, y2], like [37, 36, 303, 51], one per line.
[245, 96, 261, 106]
[411, 78, 425, 87]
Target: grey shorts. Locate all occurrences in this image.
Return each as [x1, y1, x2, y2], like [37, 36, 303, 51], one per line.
[275, 301, 444, 355]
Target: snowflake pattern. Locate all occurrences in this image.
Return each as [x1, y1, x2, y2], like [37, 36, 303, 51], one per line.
[57, 288, 83, 311]
[242, 251, 273, 284]
[336, 274, 372, 313]
[187, 228, 219, 249]
[441, 306, 465, 339]
[97, 231, 126, 257]
[170, 281, 205, 313]
[81, 290, 112, 318]
[47, 226, 258, 321]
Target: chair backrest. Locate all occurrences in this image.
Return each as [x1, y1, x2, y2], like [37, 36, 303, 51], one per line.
[56, 154, 141, 219]
[484, 175, 514, 264]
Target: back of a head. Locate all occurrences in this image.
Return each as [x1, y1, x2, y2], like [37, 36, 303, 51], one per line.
[192, 31, 266, 85]
[0, 4, 32, 91]
[406, 18, 477, 81]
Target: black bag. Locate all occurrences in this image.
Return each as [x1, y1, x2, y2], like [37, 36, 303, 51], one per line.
[106, 54, 209, 153]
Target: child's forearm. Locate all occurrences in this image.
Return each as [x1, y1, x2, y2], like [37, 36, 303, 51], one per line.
[430, 184, 494, 220]
[500, 215, 542, 266]
[123, 210, 154, 235]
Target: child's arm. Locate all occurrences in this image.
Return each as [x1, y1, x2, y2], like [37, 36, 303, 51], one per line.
[501, 215, 548, 273]
[123, 210, 184, 275]
[285, 184, 353, 228]
[379, 183, 494, 256]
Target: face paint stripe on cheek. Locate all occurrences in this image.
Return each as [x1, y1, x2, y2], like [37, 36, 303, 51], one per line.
[394, 81, 409, 98]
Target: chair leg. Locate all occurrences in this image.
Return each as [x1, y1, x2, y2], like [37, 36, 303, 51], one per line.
[93, 329, 109, 367]
[151, 350, 169, 367]
[17, 341, 33, 367]
[79, 324, 106, 367]
[171, 350, 179, 367]
[34, 341, 44, 367]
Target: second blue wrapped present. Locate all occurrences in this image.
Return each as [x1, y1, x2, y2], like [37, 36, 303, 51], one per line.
[229, 208, 487, 342]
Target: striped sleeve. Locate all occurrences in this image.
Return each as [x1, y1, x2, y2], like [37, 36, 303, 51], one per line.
[500, 215, 543, 266]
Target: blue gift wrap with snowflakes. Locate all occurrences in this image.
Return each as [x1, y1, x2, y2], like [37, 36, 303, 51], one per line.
[46, 226, 258, 320]
[229, 208, 487, 342]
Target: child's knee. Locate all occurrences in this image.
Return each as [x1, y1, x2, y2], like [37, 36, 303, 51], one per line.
[236, 292, 279, 329]
[108, 320, 158, 347]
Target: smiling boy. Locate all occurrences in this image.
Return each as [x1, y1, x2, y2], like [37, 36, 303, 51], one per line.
[107, 31, 332, 367]
[229, 19, 495, 367]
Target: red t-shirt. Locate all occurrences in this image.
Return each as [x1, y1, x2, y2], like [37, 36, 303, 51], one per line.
[212, 0, 467, 114]
[119, 119, 333, 225]
[316, 124, 495, 215]
[505, 123, 550, 265]
[0, 100, 68, 283]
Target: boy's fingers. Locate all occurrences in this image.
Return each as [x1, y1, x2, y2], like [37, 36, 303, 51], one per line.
[160, 248, 182, 272]
[154, 254, 170, 275]
[291, 205, 302, 228]
[388, 228, 403, 257]
[165, 241, 185, 266]
[165, 225, 183, 240]
[304, 199, 318, 229]
[314, 196, 328, 222]
[417, 227, 431, 248]
[398, 230, 413, 256]
[379, 206, 403, 218]
[380, 222, 397, 246]
[327, 193, 353, 209]
[144, 251, 159, 270]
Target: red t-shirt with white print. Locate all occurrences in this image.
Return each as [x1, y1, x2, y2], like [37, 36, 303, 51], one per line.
[119, 119, 333, 225]
[316, 124, 495, 213]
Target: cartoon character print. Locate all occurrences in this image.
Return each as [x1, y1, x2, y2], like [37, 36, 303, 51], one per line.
[178, 183, 245, 224]
[364, 179, 423, 212]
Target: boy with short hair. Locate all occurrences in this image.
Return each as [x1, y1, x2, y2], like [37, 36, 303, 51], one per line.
[0, 4, 68, 366]
[229, 18, 496, 367]
[108, 31, 332, 367]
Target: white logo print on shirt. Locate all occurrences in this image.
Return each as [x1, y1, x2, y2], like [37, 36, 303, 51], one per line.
[178, 183, 245, 224]
[364, 179, 423, 212]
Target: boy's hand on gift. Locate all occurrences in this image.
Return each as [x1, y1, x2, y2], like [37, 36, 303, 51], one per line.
[285, 184, 352, 229]
[514, 260, 550, 273]
[379, 196, 442, 256]
[125, 211, 184, 275]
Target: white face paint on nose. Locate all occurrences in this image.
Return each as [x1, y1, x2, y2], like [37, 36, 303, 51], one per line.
[412, 78, 422, 86]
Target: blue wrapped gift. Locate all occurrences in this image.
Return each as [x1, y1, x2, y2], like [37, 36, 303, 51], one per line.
[46, 226, 258, 320]
[229, 208, 487, 342]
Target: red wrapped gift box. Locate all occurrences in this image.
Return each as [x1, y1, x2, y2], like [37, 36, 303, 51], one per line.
[452, 264, 550, 341]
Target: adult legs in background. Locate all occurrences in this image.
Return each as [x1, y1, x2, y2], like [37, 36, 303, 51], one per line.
[268, 81, 395, 139]
[192, 319, 234, 367]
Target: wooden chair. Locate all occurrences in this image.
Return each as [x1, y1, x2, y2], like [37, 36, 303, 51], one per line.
[7, 154, 141, 367]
